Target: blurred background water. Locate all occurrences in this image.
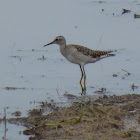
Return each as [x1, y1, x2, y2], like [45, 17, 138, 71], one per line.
[0, 0, 140, 139]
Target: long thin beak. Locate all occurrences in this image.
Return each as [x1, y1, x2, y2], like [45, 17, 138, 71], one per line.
[43, 41, 54, 47]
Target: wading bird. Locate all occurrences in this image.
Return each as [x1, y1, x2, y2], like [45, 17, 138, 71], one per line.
[43, 36, 115, 93]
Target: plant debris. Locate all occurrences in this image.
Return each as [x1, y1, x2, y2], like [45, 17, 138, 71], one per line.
[112, 74, 118, 77]
[38, 55, 46, 61]
[4, 87, 25, 90]
[122, 9, 131, 14]
[11, 111, 22, 117]
[6, 94, 140, 140]
[131, 83, 139, 91]
[94, 88, 106, 94]
[134, 14, 140, 18]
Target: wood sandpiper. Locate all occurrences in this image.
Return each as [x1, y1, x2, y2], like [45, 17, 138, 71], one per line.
[43, 36, 115, 93]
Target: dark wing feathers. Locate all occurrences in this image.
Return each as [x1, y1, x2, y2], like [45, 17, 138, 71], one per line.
[73, 45, 115, 58]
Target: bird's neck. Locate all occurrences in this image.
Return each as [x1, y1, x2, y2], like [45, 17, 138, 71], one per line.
[59, 44, 67, 57]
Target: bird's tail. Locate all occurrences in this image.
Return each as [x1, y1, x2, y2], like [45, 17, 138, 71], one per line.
[107, 53, 115, 57]
[99, 50, 116, 59]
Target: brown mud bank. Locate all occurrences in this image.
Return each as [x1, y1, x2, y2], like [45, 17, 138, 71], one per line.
[8, 94, 140, 140]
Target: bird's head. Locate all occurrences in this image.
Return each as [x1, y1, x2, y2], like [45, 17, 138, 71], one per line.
[43, 36, 66, 47]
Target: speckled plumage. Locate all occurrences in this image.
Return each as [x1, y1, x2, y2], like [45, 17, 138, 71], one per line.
[69, 44, 115, 58]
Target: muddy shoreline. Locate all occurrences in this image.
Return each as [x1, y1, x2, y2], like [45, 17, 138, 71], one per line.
[7, 94, 140, 140]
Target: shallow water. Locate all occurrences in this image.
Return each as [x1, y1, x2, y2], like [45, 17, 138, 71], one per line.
[0, 122, 29, 140]
[0, 0, 140, 139]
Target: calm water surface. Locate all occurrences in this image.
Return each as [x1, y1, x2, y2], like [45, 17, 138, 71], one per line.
[0, 0, 140, 139]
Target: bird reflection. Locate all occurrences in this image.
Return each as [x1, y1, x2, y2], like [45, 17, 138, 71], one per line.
[79, 66, 86, 94]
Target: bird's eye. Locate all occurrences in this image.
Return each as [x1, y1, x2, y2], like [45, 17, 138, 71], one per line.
[55, 38, 59, 41]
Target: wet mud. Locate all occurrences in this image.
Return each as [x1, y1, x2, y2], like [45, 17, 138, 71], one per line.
[7, 94, 140, 140]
